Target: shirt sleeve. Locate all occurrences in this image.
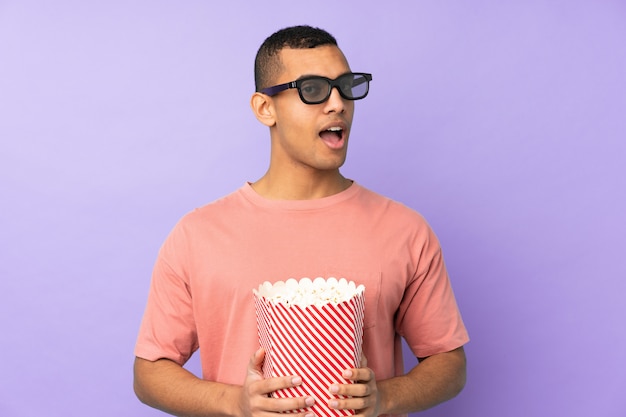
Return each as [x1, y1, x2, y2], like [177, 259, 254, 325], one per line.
[395, 225, 469, 358]
[134, 222, 199, 365]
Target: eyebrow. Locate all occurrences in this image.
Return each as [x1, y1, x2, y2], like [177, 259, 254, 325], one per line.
[295, 74, 322, 81]
[294, 71, 352, 81]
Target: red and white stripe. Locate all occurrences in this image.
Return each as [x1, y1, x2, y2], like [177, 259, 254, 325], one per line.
[254, 293, 365, 417]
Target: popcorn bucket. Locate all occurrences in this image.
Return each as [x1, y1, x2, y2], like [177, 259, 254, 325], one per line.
[253, 277, 365, 417]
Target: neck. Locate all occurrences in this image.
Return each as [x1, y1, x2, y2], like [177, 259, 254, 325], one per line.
[250, 169, 352, 200]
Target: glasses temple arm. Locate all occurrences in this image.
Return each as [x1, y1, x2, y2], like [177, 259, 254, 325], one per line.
[260, 82, 294, 96]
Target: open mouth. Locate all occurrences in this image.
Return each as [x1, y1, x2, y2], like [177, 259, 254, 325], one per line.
[319, 126, 345, 149]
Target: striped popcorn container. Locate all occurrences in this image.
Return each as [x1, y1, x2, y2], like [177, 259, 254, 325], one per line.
[253, 277, 365, 417]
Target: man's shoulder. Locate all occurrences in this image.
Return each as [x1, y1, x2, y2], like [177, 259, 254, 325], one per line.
[176, 185, 248, 225]
[355, 183, 425, 220]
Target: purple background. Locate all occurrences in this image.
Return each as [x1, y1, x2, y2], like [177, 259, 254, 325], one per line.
[1, 1, 625, 416]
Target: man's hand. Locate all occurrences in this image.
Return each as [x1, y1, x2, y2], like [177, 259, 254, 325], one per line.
[327, 356, 381, 417]
[239, 348, 316, 417]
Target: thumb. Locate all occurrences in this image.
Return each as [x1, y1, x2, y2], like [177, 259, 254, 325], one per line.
[247, 348, 265, 379]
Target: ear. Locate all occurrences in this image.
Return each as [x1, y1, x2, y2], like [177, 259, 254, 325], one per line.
[250, 92, 276, 127]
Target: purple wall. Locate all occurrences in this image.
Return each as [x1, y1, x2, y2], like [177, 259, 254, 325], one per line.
[1, 1, 625, 416]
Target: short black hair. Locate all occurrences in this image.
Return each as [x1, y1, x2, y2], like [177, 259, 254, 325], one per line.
[254, 25, 338, 92]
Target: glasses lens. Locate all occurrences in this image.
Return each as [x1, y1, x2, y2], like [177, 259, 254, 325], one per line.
[298, 74, 371, 104]
[300, 78, 330, 103]
[343, 73, 369, 99]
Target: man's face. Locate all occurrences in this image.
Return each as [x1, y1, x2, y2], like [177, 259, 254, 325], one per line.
[268, 45, 355, 173]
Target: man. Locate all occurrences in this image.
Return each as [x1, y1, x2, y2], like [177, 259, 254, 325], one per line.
[134, 25, 469, 417]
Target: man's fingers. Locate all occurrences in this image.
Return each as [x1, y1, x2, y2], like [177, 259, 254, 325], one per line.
[246, 348, 265, 381]
[255, 374, 305, 395]
[246, 351, 307, 397]
[329, 364, 377, 413]
[261, 395, 316, 412]
[243, 349, 317, 416]
[329, 380, 371, 397]
[342, 367, 374, 383]
[250, 348, 265, 370]
[329, 395, 370, 412]
[246, 390, 315, 417]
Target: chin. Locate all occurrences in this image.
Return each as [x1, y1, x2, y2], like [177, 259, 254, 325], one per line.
[316, 157, 347, 171]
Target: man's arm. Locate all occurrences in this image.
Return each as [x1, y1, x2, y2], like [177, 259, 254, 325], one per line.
[133, 349, 316, 417]
[329, 346, 467, 416]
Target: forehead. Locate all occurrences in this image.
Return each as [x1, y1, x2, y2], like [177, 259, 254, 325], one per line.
[277, 45, 351, 81]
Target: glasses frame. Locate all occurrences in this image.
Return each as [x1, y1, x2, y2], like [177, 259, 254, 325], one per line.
[260, 72, 373, 105]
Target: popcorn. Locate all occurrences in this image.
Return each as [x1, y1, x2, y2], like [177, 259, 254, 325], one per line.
[253, 277, 366, 417]
[254, 277, 365, 307]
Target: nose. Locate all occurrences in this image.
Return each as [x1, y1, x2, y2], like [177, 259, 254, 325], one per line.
[323, 86, 346, 113]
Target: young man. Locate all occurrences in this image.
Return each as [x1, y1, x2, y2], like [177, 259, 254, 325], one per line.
[134, 25, 469, 417]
